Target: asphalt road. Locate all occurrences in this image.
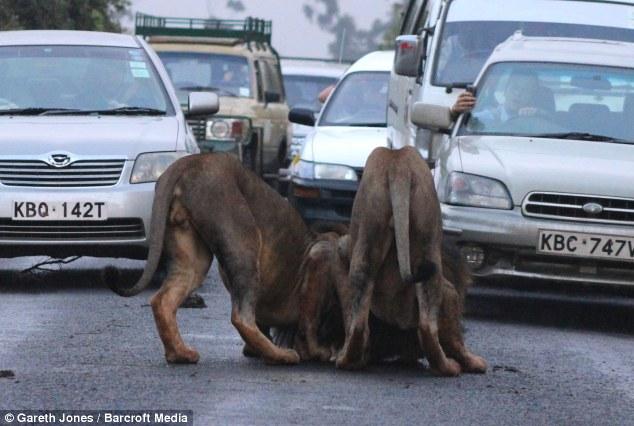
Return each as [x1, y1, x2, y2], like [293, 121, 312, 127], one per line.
[1, 258, 633, 425]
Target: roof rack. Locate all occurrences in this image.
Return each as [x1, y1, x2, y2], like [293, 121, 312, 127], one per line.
[134, 12, 272, 44]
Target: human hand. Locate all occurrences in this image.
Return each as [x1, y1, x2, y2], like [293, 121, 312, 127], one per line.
[450, 92, 476, 117]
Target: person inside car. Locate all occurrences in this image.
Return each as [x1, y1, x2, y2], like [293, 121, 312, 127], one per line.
[450, 71, 547, 123]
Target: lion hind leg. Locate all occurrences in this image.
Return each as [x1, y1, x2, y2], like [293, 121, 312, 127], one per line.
[231, 301, 299, 365]
[416, 269, 461, 377]
[439, 280, 487, 374]
[336, 232, 391, 370]
[150, 213, 212, 364]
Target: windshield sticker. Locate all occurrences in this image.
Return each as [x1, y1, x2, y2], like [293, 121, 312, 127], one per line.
[131, 68, 150, 78]
[239, 87, 250, 97]
[129, 61, 147, 69]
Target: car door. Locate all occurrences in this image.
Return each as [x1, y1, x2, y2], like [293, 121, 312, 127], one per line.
[253, 59, 289, 174]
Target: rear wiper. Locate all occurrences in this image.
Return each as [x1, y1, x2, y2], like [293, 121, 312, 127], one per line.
[0, 107, 79, 116]
[532, 132, 629, 143]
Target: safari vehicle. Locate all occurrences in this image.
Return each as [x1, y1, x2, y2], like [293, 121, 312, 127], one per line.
[412, 34, 634, 287]
[389, 0, 634, 161]
[281, 57, 348, 161]
[288, 51, 393, 223]
[0, 30, 218, 259]
[136, 13, 290, 179]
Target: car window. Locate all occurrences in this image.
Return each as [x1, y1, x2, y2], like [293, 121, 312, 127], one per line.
[460, 62, 634, 143]
[283, 75, 338, 112]
[433, 3, 634, 88]
[260, 60, 284, 101]
[158, 52, 252, 102]
[0, 45, 171, 114]
[319, 71, 389, 127]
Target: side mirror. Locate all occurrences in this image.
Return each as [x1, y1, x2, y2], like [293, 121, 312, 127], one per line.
[410, 102, 453, 133]
[265, 91, 281, 104]
[394, 35, 421, 77]
[288, 107, 316, 127]
[186, 92, 219, 118]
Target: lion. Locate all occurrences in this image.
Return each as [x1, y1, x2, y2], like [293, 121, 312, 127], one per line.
[106, 152, 337, 365]
[333, 146, 486, 376]
[282, 231, 486, 374]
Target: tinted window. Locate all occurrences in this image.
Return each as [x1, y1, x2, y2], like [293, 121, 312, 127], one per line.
[0, 45, 170, 113]
[284, 75, 338, 112]
[319, 71, 389, 127]
[433, 21, 634, 87]
[460, 62, 634, 143]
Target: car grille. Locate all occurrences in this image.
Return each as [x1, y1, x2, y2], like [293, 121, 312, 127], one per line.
[0, 218, 145, 240]
[0, 159, 125, 187]
[523, 192, 634, 225]
[187, 119, 206, 142]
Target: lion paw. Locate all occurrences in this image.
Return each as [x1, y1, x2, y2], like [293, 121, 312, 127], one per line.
[264, 348, 300, 366]
[463, 354, 487, 374]
[431, 358, 461, 377]
[165, 346, 200, 364]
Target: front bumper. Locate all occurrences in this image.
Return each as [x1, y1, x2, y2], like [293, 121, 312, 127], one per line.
[443, 204, 634, 287]
[289, 178, 358, 223]
[0, 162, 154, 259]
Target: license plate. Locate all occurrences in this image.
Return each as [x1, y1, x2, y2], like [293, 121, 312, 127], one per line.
[537, 230, 634, 262]
[12, 201, 107, 221]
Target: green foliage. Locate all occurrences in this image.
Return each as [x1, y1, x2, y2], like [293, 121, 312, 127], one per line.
[303, 0, 408, 61]
[0, 0, 131, 32]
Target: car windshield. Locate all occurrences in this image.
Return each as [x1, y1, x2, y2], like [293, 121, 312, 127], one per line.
[319, 71, 389, 127]
[433, 4, 634, 87]
[158, 52, 252, 103]
[0, 45, 170, 114]
[284, 74, 338, 112]
[459, 62, 634, 143]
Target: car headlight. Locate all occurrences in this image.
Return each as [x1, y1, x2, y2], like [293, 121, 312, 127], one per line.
[205, 118, 250, 143]
[130, 152, 189, 184]
[292, 160, 358, 181]
[446, 172, 512, 209]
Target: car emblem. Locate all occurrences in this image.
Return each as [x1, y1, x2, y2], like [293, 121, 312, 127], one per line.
[582, 202, 603, 215]
[47, 154, 72, 168]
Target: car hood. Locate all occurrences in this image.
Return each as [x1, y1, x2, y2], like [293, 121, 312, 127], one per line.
[457, 135, 634, 205]
[309, 126, 388, 168]
[0, 116, 180, 159]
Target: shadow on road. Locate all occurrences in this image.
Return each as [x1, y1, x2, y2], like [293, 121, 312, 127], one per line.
[467, 281, 634, 335]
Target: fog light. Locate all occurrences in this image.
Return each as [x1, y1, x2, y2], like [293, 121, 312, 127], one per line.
[292, 185, 320, 199]
[460, 244, 485, 270]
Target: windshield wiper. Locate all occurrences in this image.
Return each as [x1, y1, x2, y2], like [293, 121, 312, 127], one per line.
[178, 85, 236, 97]
[347, 123, 386, 127]
[72, 107, 167, 116]
[532, 132, 630, 143]
[0, 107, 79, 116]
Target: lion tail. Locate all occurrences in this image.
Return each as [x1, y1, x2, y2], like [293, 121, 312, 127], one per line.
[388, 163, 436, 285]
[106, 156, 192, 297]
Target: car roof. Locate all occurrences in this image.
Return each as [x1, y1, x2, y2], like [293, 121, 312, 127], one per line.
[281, 59, 348, 78]
[345, 50, 395, 75]
[0, 30, 140, 48]
[485, 34, 634, 69]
